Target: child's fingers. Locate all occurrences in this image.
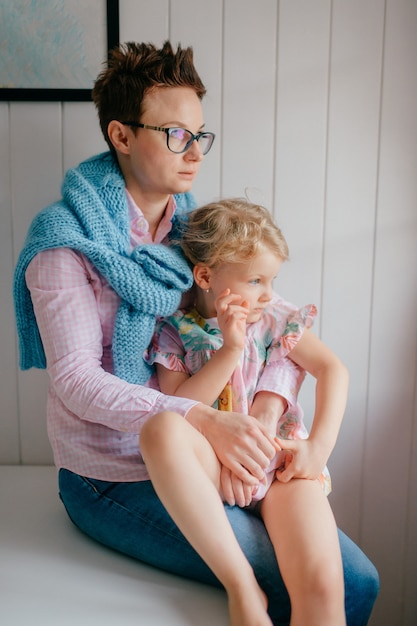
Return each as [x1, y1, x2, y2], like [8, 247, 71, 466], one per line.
[218, 305, 249, 323]
[216, 290, 247, 311]
[274, 437, 283, 451]
[275, 436, 292, 449]
[274, 438, 295, 481]
[225, 306, 249, 320]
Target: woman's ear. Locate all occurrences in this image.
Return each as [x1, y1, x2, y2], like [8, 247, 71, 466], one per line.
[193, 264, 212, 290]
[107, 120, 130, 154]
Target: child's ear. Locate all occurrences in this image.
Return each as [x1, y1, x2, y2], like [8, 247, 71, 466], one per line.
[193, 264, 212, 290]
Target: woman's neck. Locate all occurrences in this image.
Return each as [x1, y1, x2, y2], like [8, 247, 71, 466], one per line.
[128, 187, 170, 240]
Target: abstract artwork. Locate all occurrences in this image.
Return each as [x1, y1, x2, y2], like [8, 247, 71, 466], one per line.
[0, 0, 119, 100]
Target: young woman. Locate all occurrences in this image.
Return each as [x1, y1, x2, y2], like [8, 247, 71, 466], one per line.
[14, 42, 378, 625]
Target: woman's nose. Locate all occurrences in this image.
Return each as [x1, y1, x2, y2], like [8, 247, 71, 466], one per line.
[184, 139, 204, 161]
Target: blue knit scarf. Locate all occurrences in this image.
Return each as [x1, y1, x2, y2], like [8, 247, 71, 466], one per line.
[13, 151, 194, 385]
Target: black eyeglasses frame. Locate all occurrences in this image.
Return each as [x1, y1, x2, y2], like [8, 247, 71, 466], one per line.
[120, 121, 215, 155]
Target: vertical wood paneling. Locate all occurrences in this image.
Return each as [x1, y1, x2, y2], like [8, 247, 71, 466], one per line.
[1, 2, 417, 623]
[362, 0, 417, 623]
[272, 0, 332, 444]
[62, 102, 107, 171]
[222, 0, 278, 206]
[119, 0, 169, 44]
[274, 0, 331, 310]
[11, 103, 63, 464]
[10, 104, 63, 253]
[321, 0, 385, 540]
[0, 102, 20, 463]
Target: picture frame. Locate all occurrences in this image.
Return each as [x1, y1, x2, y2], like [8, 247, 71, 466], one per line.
[0, 0, 119, 102]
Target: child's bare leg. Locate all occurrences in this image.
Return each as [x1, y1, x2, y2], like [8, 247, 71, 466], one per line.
[140, 411, 272, 626]
[260, 478, 346, 626]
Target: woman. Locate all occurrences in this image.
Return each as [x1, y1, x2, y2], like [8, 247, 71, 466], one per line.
[14, 41, 378, 625]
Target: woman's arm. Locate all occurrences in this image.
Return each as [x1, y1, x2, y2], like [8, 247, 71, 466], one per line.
[26, 248, 198, 431]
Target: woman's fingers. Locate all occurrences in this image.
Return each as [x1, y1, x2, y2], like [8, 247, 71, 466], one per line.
[220, 465, 258, 507]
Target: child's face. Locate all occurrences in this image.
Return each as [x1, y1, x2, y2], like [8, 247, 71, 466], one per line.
[208, 246, 283, 323]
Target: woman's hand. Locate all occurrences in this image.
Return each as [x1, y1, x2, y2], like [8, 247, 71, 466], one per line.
[220, 465, 259, 507]
[186, 404, 276, 488]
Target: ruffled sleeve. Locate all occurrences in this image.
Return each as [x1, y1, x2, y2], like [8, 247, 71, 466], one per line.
[145, 319, 188, 373]
[254, 300, 317, 408]
[266, 303, 317, 364]
[145, 309, 223, 378]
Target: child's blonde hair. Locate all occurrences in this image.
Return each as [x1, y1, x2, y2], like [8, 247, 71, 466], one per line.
[180, 198, 289, 268]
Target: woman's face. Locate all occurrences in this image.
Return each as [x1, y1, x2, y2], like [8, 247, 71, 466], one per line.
[126, 86, 206, 200]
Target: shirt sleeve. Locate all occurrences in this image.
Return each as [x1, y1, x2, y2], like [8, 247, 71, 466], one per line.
[254, 297, 317, 408]
[25, 248, 198, 432]
[145, 320, 188, 373]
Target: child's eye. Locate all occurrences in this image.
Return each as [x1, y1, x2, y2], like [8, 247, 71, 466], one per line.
[249, 278, 260, 285]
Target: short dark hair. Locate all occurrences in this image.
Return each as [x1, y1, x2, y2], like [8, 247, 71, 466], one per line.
[92, 41, 206, 151]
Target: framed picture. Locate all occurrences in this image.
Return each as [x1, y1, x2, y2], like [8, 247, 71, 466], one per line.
[0, 0, 119, 101]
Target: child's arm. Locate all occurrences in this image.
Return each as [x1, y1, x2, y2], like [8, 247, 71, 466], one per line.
[250, 391, 287, 438]
[157, 290, 249, 406]
[276, 329, 349, 482]
[156, 343, 240, 404]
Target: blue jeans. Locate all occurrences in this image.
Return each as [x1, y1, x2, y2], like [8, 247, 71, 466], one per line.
[59, 469, 379, 625]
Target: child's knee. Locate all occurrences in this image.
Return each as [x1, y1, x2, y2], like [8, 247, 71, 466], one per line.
[300, 554, 344, 604]
[140, 411, 182, 454]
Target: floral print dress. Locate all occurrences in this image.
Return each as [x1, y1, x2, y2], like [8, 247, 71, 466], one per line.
[146, 294, 331, 500]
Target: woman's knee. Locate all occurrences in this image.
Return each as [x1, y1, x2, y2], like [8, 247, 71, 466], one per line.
[339, 529, 380, 624]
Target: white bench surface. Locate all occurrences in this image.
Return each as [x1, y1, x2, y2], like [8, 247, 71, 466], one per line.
[0, 465, 228, 625]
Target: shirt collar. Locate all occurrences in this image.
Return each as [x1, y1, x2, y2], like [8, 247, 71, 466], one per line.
[126, 191, 176, 247]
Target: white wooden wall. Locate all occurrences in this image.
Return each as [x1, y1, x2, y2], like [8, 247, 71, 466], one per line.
[0, 1, 416, 624]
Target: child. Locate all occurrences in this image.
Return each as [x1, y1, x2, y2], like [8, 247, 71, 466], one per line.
[142, 198, 348, 625]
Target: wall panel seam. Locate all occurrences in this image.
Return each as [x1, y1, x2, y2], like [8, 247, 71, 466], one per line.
[320, 0, 333, 339]
[271, 0, 280, 211]
[9, 103, 23, 464]
[358, 0, 388, 549]
[219, 0, 225, 196]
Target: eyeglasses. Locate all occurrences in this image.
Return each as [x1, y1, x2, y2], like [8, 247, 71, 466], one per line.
[120, 122, 215, 155]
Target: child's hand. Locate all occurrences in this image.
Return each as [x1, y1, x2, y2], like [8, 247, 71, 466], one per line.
[215, 289, 249, 352]
[274, 437, 328, 483]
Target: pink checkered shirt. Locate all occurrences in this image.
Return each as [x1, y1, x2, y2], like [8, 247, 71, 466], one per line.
[25, 193, 197, 481]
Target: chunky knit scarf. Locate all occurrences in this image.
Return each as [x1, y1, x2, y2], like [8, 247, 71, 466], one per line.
[13, 151, 194, 385]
